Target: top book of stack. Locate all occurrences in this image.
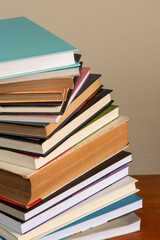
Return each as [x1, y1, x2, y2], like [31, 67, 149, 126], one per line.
[0, 16, 79, 81]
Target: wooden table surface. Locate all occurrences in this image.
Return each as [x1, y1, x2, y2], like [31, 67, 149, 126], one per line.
[109, 175, 160, 240]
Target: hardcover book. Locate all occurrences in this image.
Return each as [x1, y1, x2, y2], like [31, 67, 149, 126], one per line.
[0, 90, 68, 103]
[0, 17, 78, 79]
[0, 79, 74, 94]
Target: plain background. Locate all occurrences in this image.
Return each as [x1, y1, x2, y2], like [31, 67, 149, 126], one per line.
[0, 0, 159, 174]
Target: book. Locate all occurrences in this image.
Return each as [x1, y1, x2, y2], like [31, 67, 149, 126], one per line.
[0, 88, 69, 95]
[0, 151, 132, 219]
[0, 104, 118, 168]
[0, 92, 113, 156]
[0, 77, 74, 94]
[0, 102, 63, 114]
[0, 165, 129, 234]
[0, 17, 78, 79]
[0, 116, 129, 207]
[0, 194, 142, 240]
[0, 73, 101, 137]
[0, 90, 68, 103]
[61, 213, 141, 240]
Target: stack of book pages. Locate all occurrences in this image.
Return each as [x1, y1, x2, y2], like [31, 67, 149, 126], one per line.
[0, 16, 142, 240]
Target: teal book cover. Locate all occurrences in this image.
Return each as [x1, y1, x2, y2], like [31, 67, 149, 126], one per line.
[0, 17, 79, 79]
[0, 16, 78, 62]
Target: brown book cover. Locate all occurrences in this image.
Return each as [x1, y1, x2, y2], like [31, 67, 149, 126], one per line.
[0, 89, 68, 103]
[0, 116, 129, 207]
[0, 88, 67, 94]
[0, 77, 74, 94]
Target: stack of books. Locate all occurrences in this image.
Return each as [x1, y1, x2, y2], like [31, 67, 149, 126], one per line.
[0, 17, 142, 240]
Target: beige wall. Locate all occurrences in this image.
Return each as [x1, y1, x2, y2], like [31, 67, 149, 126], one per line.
[0, 0, 160, 174]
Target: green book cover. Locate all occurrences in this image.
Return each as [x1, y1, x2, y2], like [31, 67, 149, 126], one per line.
[74, 105, 119, 146]
[83, 105, 119, 127]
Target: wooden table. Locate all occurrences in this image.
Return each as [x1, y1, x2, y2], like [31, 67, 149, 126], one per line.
[109, 175, 160, 240]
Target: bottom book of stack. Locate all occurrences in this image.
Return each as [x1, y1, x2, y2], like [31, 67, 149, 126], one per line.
[64, 213, 141, 240]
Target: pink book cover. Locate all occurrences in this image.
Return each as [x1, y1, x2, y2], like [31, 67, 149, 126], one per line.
[67, 67, 91, 106]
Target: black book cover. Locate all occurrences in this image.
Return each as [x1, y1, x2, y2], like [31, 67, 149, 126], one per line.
[74, 53, 81, 63]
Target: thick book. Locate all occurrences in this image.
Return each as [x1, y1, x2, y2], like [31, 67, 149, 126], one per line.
[0, 194, 142, 240]
[60, 213, 141, 240]
[0, 73, 101, 137]
[0, 17, 78, 79]
[0, 104, 118, 169]
[0, 116, 129, 207]
[0, 165, 129, 234]
[0, 151, 132, 219]
[0, 91, 113, 156]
